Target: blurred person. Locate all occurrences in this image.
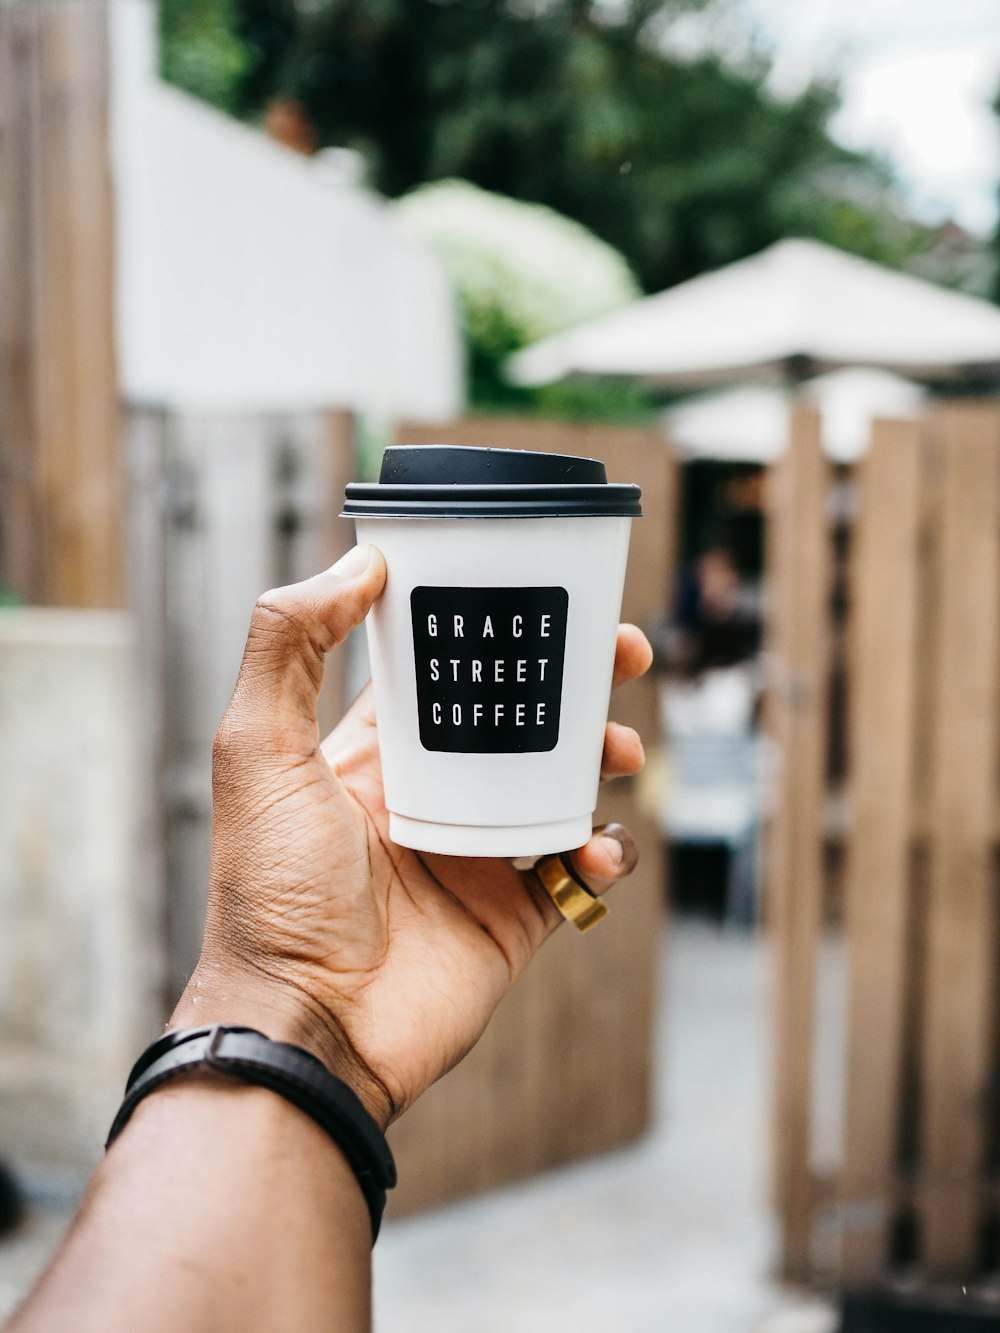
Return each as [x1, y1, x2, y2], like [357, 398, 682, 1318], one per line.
[671, 544, 760, 681]
[653, 545, 765, 924]
[6, 545, 650, 1333]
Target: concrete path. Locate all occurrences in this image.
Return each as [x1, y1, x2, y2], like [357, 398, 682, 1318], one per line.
[374, 921, 835, 1332]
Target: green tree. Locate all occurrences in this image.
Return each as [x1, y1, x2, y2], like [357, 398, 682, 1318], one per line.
[160, 0, 295, 116]
[170, 0, 995, 390]
[159, 0, 251, 114]
[394, 180, 642, 409]
[160, 0, 937, 294]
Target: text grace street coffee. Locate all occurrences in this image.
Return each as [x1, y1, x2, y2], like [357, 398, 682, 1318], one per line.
[343, 444, 640, 857]
[411, 586, 568, 753]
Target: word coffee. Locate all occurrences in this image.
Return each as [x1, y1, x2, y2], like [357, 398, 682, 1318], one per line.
[410, 586, 569, 754]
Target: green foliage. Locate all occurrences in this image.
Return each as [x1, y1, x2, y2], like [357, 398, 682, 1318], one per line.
[531, 377, 656, 425]
[159, 0, 251, 113]
[449, 364, 656, 425]
[159, 0, 298, 115]
[158, 0, 975, 414]
[395, 180, 640, 405]
[158, 0, 939, 285]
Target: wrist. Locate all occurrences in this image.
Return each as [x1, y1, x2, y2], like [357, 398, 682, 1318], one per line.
[169, 959, 393, 1130]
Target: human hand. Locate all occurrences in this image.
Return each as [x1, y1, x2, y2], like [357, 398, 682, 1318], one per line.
[171, 545, 652, 1128]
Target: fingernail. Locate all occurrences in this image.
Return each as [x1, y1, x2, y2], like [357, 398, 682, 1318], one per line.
[330, 545, 373, 580]
[594, 822, 639, 874]
[599, 834, 624, 866]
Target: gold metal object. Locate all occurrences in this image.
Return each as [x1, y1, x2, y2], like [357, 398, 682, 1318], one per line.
[532, 854, 609, 932]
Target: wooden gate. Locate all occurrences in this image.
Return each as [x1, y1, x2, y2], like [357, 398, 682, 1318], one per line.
[769, 401, 1000, 1285]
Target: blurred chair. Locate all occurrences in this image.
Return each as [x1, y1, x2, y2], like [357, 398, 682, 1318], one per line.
[658, 666, 763, 926]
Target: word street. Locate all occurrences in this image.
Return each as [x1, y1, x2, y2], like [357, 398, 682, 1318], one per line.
[428, 657, 550, 683]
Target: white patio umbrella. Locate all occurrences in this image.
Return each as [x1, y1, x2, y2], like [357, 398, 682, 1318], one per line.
[507, 238, 1000, 388]
[666, 368, 927, 465]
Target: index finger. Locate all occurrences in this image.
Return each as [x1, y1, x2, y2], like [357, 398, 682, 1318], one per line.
[612, 623, 653, 689]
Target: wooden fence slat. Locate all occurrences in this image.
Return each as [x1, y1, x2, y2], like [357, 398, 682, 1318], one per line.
[0, 3, 46, 602]
[124, 406, 171, 1014]
[838, 419, 924, 1281]
[0, 1, 121, 608]
[919, 404, 1000, 1275]
[767, 402, 830, 1281]
[45, 1, 120, 605]
[290, 410, 356, 737]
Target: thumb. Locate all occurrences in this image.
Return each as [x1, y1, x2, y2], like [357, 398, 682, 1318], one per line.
[226, 544, 386, 746]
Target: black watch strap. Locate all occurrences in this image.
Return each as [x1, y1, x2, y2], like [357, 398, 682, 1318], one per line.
[106, 1025, 397, 1241]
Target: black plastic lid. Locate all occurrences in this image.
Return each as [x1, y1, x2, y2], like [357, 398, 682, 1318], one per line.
[342, 445, 642, 519]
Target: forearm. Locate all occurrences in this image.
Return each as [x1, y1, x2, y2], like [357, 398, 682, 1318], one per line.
[9, 1077, 373, 1333]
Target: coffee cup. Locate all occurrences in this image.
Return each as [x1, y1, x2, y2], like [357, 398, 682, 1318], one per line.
[342, 444, 641, 857]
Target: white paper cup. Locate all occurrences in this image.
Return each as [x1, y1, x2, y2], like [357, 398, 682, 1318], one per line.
[343, 445, 640, 858]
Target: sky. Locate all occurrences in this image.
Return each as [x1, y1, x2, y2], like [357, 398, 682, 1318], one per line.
[738, 0, 1000, 234]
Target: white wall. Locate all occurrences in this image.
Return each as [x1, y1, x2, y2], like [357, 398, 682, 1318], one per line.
[109, 0, 463, 420]
[0, 611, 161, 1178]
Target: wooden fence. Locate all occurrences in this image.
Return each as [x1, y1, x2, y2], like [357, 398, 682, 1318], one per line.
[0, 0, 121, 609]
[769, 400, 1000, 1285]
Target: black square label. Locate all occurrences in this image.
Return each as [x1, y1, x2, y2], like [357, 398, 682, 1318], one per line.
[411, 586, 568, 753]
